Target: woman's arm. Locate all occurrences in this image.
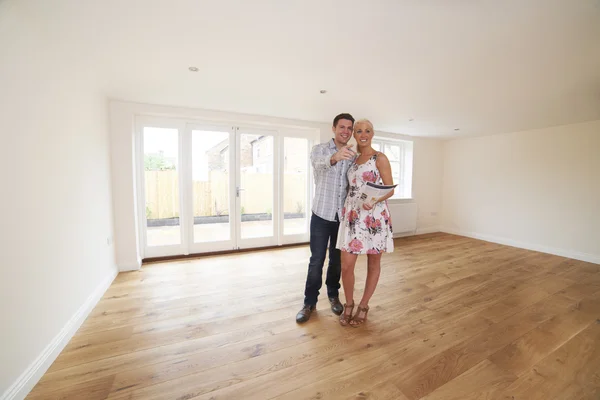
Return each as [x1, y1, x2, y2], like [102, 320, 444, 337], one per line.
[376, 153, 395, 202]
[363, 153, 395, 210]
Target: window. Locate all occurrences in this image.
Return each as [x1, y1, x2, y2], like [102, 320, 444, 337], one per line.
[372, 139, 413, 199]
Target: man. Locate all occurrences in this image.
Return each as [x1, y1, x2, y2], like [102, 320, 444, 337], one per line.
[296, 113, 357, 323]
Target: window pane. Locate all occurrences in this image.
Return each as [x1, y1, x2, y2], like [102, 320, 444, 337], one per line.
[191, 129, 230, 243]
[377, 140, 413, 199]
[384, 143, 400, 161]
[391, 162, 400, 181]
[143, 127, 180, 247]
[372, 142, 381, 152]
[284, 137, 308, 235]
[390, 162, 402, 199]
[403, 143, 413, 198]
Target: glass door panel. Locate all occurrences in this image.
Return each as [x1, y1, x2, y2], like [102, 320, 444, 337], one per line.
[191, 128, 233, 244]
[236, 128, 278, 248]
[142, 127, 181, 248]
[239, 132, 274, 240]
[184, 125, 237, 253]
[283, 137, 309, 236]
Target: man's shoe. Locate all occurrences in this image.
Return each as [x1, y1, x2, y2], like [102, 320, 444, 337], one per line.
[329, 297, 343, 316]
[296, 304, 315, 323]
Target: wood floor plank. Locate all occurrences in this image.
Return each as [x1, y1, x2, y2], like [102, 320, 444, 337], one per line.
[419, 359, 516, 400]
[489, 295, 600, 376]
[394, 292, 581, 400]
[35, 317, 318, 394]
[553, 386, 600, 400]
[49, 305, 296, 371]
[106, 314, 412, 398]
[106, 297, 446, 399]
[482, 285, 554, 324]
[275, 312, 492, 400]
[274, 355, 411, 400]
[492, 322, 600, 400]
[27, 375, 116, 400]
[557, 282, 600, 301]
[26, 234, 600, 400]
[343, 382, 410, 400]
[110, 338, 393, 400]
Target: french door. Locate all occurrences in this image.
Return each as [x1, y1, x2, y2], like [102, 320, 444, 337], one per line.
[136, 117, 315, 258]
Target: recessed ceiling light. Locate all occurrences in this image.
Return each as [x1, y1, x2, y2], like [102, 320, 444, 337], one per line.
[454, 128, 460, 131]
[188, 66, 199, 72]
[319, 89, 327, 94]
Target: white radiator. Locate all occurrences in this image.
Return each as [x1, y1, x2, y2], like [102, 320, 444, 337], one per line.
[389, 202, 418, 236]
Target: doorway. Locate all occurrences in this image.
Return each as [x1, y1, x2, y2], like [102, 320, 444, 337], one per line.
[136, 117, 317, 258]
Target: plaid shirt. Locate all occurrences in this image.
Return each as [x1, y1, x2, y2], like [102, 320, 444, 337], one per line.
[310, 139, 354, 222]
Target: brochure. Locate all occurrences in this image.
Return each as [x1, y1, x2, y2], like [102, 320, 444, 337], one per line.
[358, 182, 397, 206]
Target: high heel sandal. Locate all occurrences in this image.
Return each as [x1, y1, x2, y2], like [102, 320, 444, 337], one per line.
[350, 305, 369, 327]
[339, 302, 354, 326]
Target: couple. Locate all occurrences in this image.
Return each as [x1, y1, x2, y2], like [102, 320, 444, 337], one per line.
[296, 113, 394, 327]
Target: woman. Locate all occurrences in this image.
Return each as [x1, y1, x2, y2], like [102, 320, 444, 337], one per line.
[336, 119, 394, 327]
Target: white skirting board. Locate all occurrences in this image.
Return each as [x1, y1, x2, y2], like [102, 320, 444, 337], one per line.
[394, 226, 441, 238]
[441, 227, 600, 265]
[1, 269, 118, 400]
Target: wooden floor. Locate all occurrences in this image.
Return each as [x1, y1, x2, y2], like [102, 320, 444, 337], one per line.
[27, 233, 600, 400]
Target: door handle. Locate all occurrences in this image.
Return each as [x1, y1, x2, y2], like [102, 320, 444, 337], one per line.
[236, 187, 244, 197]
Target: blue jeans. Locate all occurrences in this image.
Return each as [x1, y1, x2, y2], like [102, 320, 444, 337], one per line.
[303, 213, 341, 306]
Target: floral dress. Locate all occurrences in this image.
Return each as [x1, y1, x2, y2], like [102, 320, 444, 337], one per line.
[336, 153, 394, 254]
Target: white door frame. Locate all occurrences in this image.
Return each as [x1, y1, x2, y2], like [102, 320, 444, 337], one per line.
[279, 130, 316, 245]
[135, 116, 187, 259]
[234, 125, 280, 249]
[185, 122, 237, 254]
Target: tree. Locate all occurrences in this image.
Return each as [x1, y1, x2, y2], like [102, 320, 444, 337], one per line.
[144, 152, 176, 171]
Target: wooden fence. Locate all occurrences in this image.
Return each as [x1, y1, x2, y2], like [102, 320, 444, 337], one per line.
[144, 170, 307, 219]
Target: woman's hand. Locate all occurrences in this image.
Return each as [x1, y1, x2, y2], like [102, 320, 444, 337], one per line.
[363, 196, 386, 210]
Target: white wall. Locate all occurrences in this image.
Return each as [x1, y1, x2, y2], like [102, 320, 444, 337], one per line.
[412, 138, 443, 232]
[318, 125, 443, 233]
[441, 120, 600, 264]
[0, 2, 117, 398]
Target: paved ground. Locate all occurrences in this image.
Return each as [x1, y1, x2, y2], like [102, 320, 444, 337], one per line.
[146, 218, 307, 247]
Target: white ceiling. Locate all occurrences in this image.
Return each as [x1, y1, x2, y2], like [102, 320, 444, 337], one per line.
[4, 0, 600, 137]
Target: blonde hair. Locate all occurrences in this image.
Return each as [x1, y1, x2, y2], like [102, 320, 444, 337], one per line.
[354, 119, 374, 132]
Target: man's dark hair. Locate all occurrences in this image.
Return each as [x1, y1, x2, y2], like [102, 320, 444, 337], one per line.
[333, 113, 355, 127]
